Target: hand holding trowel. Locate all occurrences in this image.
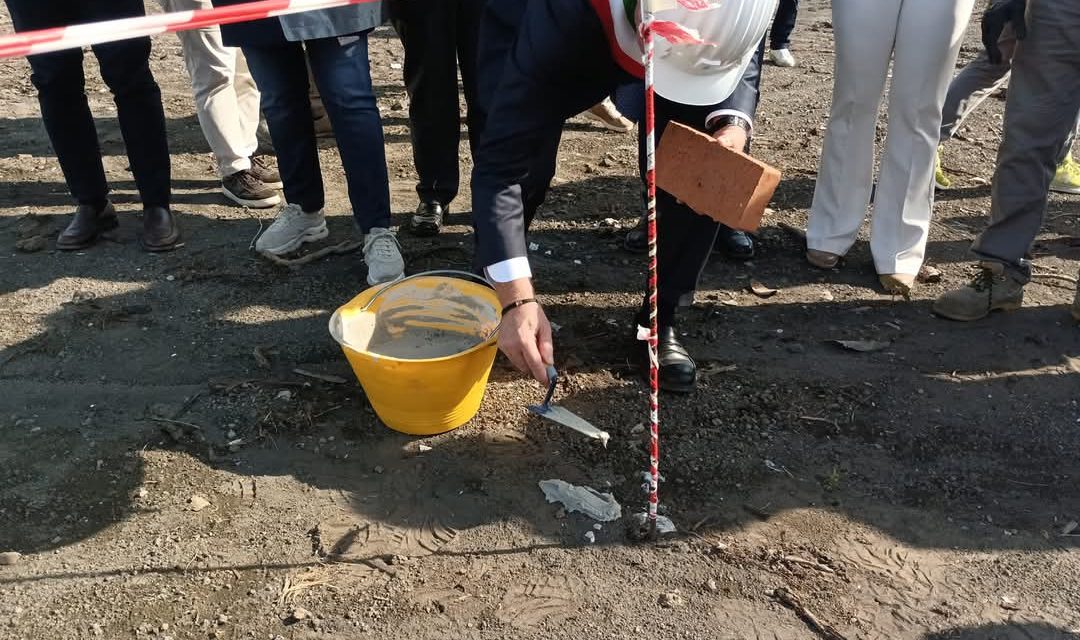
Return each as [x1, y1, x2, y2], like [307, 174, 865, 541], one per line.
[528, 365, 610, 447]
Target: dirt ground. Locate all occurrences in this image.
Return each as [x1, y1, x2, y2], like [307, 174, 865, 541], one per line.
[2, 2, 1079, 639]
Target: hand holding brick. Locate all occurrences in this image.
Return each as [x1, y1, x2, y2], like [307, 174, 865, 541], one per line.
[655, 122, 780, 232]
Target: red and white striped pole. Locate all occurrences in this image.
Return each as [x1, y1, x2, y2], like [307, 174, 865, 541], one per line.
[640, 0, 661, 541]
[0, 0, 376, 59]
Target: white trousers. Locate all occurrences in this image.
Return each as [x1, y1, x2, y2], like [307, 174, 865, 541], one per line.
[159, 0, 261, 177]
[807, 0, 975, 276]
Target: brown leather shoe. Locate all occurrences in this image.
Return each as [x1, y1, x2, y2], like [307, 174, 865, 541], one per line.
[56, 202, 118, 251]
[140, 206, 181, 252]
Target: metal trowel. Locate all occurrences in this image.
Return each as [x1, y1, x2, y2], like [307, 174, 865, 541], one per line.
[528, 365, 611, 447]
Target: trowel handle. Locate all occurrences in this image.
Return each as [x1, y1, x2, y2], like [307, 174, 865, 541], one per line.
[541, 365, 558, 408]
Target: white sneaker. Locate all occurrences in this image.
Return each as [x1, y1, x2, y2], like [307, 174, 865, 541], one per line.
[254, 203, 329, 255]
[770, 48, 797, 67]
[363, 227, 405, 286]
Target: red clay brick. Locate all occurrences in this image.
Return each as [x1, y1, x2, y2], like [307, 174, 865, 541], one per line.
[655, 122, 781, 232]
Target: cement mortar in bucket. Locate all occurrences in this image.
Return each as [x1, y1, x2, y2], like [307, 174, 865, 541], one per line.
[329, 271, 501, 435]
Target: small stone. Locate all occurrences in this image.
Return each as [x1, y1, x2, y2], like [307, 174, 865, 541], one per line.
[528, 242, 540, 252]
[187, 495, 211, 512]
[226, 430, 237, 439]
[820, 290, 834, 302]
[217, 614, 228, 625]
[584, 531, 595, 544]
[165, 275, 175, 282]
[90, 623, 103, 636]
[390, 62, 402, 70]
[658, 591, 683, 608]
[0, 552, 21, 566]
[275, 390, 292, 402]
[290, 606, 311, 622]
[600, 217, 619, 228]
[15, 235, 47, 253]
[160, 623, 169, 631]
[593, 523, 602, 531]
[373, 465, 385, 475]
[705, 578, 719, 593]
[136, 488, 149, 499]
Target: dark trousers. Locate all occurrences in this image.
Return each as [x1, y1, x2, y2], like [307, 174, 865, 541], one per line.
[389, 0, 485, 207]
[5, 0, 171, 208]
[770, 0, 798, 50]
[472, 0, 722, 325]
[242, 33, 391, 232]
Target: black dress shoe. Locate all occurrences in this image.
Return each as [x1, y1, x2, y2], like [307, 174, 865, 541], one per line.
[140, 206, 181, 252]
[713, 225, 755, 260]
[56, 201, 118, 251]
[409, 201, 445, 237]
[657, 326, 697, 392]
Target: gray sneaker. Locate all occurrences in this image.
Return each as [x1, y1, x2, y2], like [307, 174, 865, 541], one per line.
[933, 262, 1025, 321]
[255, 203, 328, 255]
[363, 227, 405, 286]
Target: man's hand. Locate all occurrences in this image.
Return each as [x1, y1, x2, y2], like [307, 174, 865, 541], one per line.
[713, 124, 749, 153]
[493, 278, 553, 385]
[983, 0, 1026, 64]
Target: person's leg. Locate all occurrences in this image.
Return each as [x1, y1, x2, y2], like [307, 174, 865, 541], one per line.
[304, 33, 391, 233]
[938, 27, 1015, 144]
[770, 0, 798, 50]
[970, 0, 1080, 273]
[457, 0, 487, 158]
[89, 0, 171, 210]
[6, 0, 109, 209]
[935, 0, 1080, 321]
[806, 0, 899, 259]
[871, 0, 975, 280]
[244, 42, 324, 214]
[390, 0, 463, 208]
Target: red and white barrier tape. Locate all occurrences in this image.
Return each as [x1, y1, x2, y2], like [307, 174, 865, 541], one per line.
[0, 0, 376, 59]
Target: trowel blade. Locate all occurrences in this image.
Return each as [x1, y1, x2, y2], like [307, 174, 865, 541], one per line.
[528, 404, 611, 447]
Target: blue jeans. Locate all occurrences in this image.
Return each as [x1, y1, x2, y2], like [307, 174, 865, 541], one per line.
[242, 32, 390, 231]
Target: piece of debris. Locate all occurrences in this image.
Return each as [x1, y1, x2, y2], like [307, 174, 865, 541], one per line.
[187, 495, 211, 512]
[831, 339, 890, 353]
[528, 242, 540, 252]
[373, 465, 385, 474]
[773, 587, 848, 640]
[0, 551, 22, 566]
[628, 512, 677, 536]
[658, 591, 684, 608]
[1062, 521, 1078, 536]
[917, 264, 942, 283]
[600, 217, 619, 228]
[15, 234, 47, 253]
[136, 487, 149, 499]
[293, 368, 347, 384]
[584, 531, 596, 544]
[289, 606, 311, 622]
[538, 479, 622, 522]
[253, 346, 272, 369]
[783, 555, 836, 574]
[705, 578, 719, 593]
[765, 459, 793, 477]
[749, 280, 778, 298]
[820, 290, 834, 302]
[275, 390, 293, 402]
[1000, 595, 1021, 611]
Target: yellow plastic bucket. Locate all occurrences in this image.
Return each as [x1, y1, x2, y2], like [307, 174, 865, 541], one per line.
[328, 271, 501, 435]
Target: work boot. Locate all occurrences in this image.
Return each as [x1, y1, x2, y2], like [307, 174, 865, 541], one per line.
[408, 201, 445, 237]
[222, 170, 280, 209]
[583, 98, 634, 133]
[363, 227, 405, 286]
[932, 262, 1024, 321]
[56, 201, 118, 251]
[255, 203, 328, 255]
[140, 206, 181, 252]
[1050, 156, 1080, 195]
[934, 147, 952, 190]
[249, 155, 283, 189]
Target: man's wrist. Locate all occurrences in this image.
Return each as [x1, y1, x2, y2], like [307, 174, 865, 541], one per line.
[707, 115, 751, 136]
[493, 277, 535, 307]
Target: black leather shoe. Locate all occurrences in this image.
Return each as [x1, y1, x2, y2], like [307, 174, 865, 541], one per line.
[713, 226, 755, 260]
[657, 326, 696, 392]
[140, 206, 181, 252]
[56, 202, 118, 251]
[409, 201, 445, 237]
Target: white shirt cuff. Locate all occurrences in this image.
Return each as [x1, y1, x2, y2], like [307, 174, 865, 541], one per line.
[705, 109, 753, 135]
[484, 257, 533, 283]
